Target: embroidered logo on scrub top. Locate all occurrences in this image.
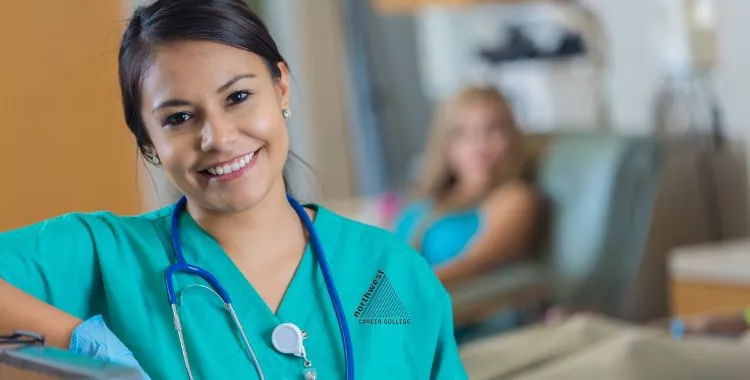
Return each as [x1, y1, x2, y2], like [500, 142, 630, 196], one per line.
[353, 269, 411, 325]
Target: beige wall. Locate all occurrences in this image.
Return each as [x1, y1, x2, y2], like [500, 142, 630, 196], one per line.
[290, 0, 357, 200]
[0, 1, 141, 230]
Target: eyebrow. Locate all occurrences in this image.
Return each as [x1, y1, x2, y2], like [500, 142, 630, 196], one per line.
[153, 99, 190, 112]
[152, 73, 257, 112]
[216, 73, 256, 93]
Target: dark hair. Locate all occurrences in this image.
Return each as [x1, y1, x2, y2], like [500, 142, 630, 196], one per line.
[119, 0, 311, 197]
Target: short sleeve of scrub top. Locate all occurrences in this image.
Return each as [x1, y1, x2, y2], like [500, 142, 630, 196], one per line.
[0, 213, 111, 319]
[0, 204, 468, 379]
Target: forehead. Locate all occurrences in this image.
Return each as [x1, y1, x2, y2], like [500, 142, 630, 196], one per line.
[456, 101, 503, 127]
[141, 40, 268, 98]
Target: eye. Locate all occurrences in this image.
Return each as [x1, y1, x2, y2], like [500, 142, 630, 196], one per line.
[163, 112, 192, 127]
[226, 90, 251, 106]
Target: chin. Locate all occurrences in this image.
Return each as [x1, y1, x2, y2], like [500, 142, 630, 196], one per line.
[215, 186, 273, 213]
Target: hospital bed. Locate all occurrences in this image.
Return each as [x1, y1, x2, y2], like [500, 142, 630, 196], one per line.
[0, 331, 140, 379]
[459, 315, 750, 380]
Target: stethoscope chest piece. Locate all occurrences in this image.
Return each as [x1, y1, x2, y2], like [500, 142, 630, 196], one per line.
[272, 323, 317, 379]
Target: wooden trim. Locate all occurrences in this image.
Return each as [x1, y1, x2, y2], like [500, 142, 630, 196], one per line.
[670, 280, 750, 317]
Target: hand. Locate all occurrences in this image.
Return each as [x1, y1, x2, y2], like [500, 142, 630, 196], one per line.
[686, 313, 748, 337]
[69, 315, 151, 380]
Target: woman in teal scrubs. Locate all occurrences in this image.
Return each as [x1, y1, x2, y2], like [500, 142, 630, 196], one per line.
[0, 0, 467, 378]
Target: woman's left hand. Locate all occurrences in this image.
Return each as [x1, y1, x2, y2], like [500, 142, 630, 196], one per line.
[69, 315, 151, 380]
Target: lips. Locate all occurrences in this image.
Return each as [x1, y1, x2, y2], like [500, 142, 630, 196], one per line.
[199, 148, 261, 178]
[204, 152, 254, 176]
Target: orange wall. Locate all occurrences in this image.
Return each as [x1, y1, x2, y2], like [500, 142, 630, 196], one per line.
[0, 1, 141, 230]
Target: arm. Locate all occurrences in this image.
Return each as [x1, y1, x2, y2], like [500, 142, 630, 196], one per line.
[0, 215, 103, 348]
[0, 280, 83, 348]
[664, 308, 750, 338]
[436, 182, 539, 287]
[430, 289, 469, 379]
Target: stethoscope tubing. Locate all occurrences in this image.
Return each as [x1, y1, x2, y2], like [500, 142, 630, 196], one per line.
[164, 194, 354, 380]
[287, 195, 355, 380]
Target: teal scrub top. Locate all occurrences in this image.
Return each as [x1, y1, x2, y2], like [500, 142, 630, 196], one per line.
[0, 203, 468, 379]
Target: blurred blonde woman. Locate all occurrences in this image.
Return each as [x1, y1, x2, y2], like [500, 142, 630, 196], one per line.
[393, 85, 539, 288]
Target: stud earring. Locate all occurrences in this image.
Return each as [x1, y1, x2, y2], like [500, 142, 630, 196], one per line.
[282, 108, 291, 119]
[142, 147, 161, 165]
[146, 154, 161, 166]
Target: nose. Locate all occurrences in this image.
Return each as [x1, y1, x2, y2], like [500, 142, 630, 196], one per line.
[200, 111, 238, 152]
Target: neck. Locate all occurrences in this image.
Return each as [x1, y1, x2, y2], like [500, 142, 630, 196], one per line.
[452, 176, 491, 200]
[186, 183, 303, 259]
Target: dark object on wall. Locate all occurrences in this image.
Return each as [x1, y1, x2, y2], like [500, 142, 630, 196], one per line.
[479, 25, 539, 64]
[478, 25, 588, 65]
[553, 31, 587, 58]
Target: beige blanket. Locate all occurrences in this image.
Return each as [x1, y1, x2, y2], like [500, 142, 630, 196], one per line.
[459, 316, 750, 380]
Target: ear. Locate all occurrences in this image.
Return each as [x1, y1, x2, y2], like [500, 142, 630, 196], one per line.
[142, 145, 161, 166]
[275, 62, 291, 110]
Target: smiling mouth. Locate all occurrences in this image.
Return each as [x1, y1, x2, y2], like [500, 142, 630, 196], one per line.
[199, 148, 261, 178]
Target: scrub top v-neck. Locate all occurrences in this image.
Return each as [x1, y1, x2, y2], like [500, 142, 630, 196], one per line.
[167, 207, 328, 379]
[0, 202, 468, 379]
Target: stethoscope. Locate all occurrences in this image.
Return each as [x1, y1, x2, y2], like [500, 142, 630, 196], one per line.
[164, 194, 354, 380]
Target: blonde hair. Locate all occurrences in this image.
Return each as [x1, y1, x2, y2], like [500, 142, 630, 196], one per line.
[411, 85, 523, 211]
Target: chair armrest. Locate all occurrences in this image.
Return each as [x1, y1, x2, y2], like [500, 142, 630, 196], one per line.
[448, 262, 548, 327]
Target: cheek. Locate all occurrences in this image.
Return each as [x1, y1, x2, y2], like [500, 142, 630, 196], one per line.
[494, 137, 513, 156]
[446, 141, 473, 168]
[237, 106, 276, 134]
[147, 127, 195, 173]
[234, 107, 289, 164]
[234, 100, 286, 140]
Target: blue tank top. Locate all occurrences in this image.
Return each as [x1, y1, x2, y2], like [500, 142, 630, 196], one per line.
[393, 200, 484, 268]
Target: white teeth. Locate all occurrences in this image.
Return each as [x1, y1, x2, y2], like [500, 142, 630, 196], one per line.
[205, 151, 256, 176]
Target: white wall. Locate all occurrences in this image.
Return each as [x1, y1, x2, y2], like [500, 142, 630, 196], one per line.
[715, 1, 750, 139]
[414, 0, 749, 237]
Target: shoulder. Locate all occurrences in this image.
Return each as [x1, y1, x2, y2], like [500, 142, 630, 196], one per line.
[0, 206, 172, 244]
[482, 180, 539, 215]
[487, 180, 537, 203]
[393, 199, 431, 224]
[319, 204, 420, 262]
[391, 198, 432, 236]
[317, 204, 449, 301]
[398, 198, 432, 215]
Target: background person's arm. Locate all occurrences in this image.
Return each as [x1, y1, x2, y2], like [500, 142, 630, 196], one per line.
[668, 309, 750, 338]
[436, 182, 539, 287]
